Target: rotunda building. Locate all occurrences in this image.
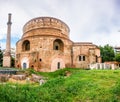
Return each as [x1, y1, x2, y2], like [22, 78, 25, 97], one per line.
[16, 16, 101, 72]
[16, 17, 73, 72]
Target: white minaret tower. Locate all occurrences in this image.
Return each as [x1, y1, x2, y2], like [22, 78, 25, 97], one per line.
[3, 13, 12, 67]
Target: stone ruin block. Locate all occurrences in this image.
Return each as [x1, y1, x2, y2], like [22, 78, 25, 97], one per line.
[31, 74, 43, 83]
[11, 74, 26, 80]
[0, 74, 10, 82]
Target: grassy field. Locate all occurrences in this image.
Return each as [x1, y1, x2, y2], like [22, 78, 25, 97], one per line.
[0, 68, 120, 102]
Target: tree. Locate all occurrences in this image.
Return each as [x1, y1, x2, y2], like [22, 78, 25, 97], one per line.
[11, 57, 15, 67]
[0, 47, 3, 67]
[100, 44, 115, 62]
[115, 53, 120, 62]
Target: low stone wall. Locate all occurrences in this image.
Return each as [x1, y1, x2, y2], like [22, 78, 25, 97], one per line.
[0, 68, 18, 74]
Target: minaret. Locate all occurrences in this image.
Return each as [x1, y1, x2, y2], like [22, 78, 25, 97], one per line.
[3, 13, 12, 67]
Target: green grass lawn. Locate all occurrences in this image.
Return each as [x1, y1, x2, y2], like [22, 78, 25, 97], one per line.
[0, 68, 120, 102]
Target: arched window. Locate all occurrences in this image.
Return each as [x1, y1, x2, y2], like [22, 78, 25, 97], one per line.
[79, 55, 86, 61]
[53, 39, 64, 51]
[22, 40, 30, 51]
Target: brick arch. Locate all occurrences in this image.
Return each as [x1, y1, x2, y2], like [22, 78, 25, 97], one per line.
[21, 57, 29, 69]
[22, 40, 30, 51]
[51, 58, 65, 72]
[53, 39, 64, 52]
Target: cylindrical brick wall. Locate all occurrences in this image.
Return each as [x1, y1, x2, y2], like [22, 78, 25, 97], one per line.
[22, 17, 70, 39]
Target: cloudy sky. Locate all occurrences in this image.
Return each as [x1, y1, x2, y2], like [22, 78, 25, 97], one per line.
[0, 0, 120, 49]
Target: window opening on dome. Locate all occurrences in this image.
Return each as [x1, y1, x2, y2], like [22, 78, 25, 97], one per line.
[53, 39, 64, 51]
[22, 40, 30, 51]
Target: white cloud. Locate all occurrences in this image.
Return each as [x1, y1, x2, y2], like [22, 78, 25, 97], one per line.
[0, 0, 120, 49]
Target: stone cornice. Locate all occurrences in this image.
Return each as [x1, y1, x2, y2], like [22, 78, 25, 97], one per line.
[16, 35, 73, 45]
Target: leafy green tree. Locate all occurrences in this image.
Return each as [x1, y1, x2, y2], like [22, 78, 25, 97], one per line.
[100, 44, 115, 62]
[0, 47, 3, 67]
[115, 53, 120, 62]
[11, 57, 15, 67]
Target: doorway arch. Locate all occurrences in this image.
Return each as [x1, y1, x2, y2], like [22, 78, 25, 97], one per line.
[51, 58, 65, 72]
[21, 57, 29, 69]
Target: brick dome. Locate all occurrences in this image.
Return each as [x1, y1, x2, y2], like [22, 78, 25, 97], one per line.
[22, 17, 70, 39]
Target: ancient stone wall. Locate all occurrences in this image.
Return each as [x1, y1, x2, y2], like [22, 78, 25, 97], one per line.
[72, 42, 101, 68]
[16, 35, 72, 72]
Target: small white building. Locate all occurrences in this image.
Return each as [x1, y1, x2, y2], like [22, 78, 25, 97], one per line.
[89, 61, 120, 70]
[114, 47, 120, 54]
